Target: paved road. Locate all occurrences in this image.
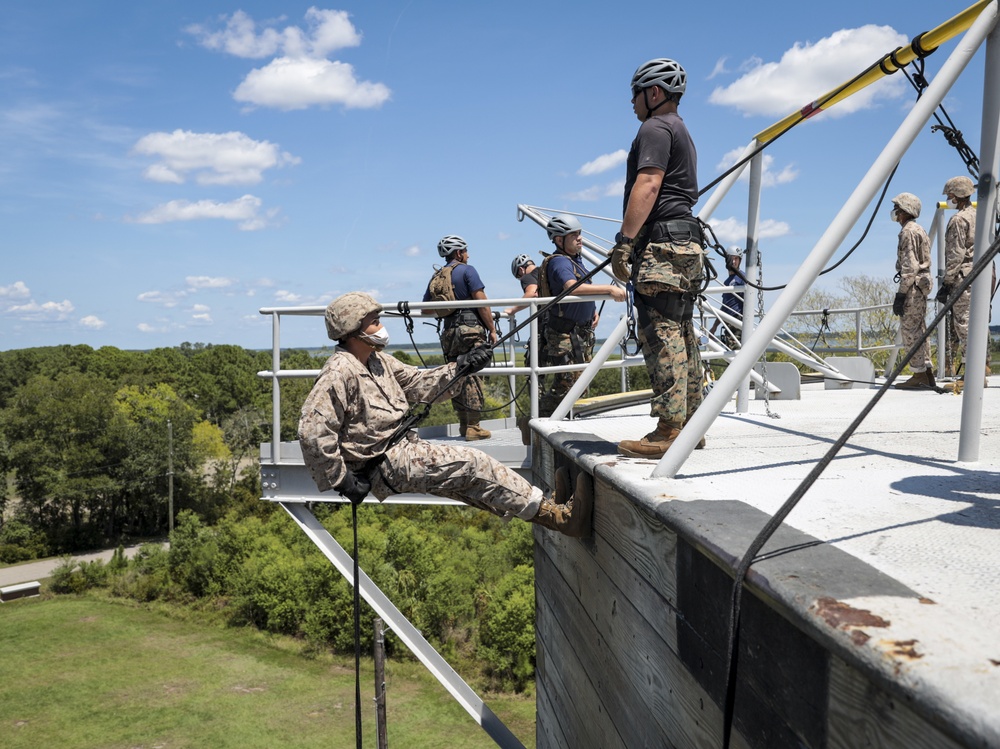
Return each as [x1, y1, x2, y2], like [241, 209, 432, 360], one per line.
[0, 543, 163, 588]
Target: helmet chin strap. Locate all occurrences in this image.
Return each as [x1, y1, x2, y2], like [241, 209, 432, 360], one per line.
[642, 88, 668, 120]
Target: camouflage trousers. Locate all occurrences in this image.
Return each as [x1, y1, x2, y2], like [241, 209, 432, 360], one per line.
[441, 322, 487, 416]
[369, 432, 542, 520]
[636, 306, 703, 426]
[900, 287, 930, 370]
[951, 286, 971, 350]
[538, 324, 595, 417]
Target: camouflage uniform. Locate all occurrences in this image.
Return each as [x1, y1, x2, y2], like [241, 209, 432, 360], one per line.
[896, 220, 932, 370]
[633, 234, 705, 427]
[538, 325, 595, 417]
[944, 204, 976, 349]
[298, 348, 541, 519]
[440, 317, 487, 417]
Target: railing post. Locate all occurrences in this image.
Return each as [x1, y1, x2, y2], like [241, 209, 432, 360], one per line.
[959, 12, 1000, 461]
[271, 311, 281, 464]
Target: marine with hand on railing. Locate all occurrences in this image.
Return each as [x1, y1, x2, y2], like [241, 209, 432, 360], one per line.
[297, 292, 594, 537]
[535, 214, 627, 420]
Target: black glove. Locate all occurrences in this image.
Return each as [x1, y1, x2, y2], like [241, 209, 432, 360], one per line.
[892, 292, 906, 316]
[336, 469, 371, 505]
[455, 345, 492, 376]
[936, 284, 951, 305]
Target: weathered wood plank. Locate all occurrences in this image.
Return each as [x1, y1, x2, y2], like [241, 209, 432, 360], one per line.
[535, 590, 628, 749]
[537, 518, 724, 749]
[826, 655, 970, 749]
[595, 479, 680, 609]
[535, 664, 571, 749]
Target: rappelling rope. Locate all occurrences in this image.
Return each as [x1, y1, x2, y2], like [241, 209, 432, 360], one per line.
[720, 231, 1000, 748]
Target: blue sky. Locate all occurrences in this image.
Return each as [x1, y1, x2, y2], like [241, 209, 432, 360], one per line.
[0, 1, 993, 351]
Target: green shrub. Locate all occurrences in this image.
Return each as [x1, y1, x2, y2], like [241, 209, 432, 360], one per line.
[478, 565, 536, 691]
[0, 518, 50, 562]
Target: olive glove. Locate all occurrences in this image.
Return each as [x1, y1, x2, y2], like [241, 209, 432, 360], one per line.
[936, 284, 951, 305]
[892, 292, 906, 316]
[610, 240, 634, 283]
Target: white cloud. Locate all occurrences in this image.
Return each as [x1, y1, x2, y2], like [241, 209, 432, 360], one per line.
[79, 315, 106, 329]
[234, 57, 390, 111]
[708, 216, 791, 246]
[4, 299, 74, 321]
[563, 179, 625, 203]
[129, 195, 274, 231]
[137, 290, 185, 308]
[709, 25, 909, 118]
[132, 130, 300, 186]
[187, 8, 388, 112]
[186, 8, 361, 60]
[0, 280, 31, 300]
[137, 322, 172, 334]
[186, 276, 236, 290]
[578, 150, 627, 177]
[717, 148, 800, 187]
[403, 244, 420, 257]
[707, 57, 729, 81]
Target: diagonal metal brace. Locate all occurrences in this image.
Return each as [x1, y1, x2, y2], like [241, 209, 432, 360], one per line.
[280, 502, 526, 749]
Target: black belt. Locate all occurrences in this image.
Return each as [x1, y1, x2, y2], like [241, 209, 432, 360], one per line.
[635, 291, 695, 323]
[546, 315, 592, 334]
[646, 217, 703, 245]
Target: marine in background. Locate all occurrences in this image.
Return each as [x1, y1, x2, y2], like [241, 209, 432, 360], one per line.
[536, 214, 626, 418]
[422, 235, 498, 441]
[298, 292, 593, 537]
[889, 193, 935, 390]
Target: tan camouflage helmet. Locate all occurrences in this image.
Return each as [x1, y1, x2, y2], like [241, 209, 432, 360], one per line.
[324, 292, 381, 341]
[891, 192, 921, 219]
[943, 175, 975, 199]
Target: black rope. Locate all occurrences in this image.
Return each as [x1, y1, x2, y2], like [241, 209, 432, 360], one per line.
[352, 502, 363, 749]
[719, 231, 1000, 748]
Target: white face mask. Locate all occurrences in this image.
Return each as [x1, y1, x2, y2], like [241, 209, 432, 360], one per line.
[948, 197, 960, 208]
[357, 326, 390, 351]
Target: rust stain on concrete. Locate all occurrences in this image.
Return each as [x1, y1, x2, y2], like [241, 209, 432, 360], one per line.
[882, 639, 924, 660]
[813, 597, 890, 630]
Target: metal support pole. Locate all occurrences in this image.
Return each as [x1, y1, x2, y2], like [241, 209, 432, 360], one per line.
[737, 148, 764, 412]
[374, 618, 388, 749]
[271, 312, 281, 463]
[528, 302, 540, 418]
[959, 16, 1000, 461]
[167, 419, 174, 533]
[653, 5, 997, 478]
[551, 316, 629, 421]
[698, 141, 755, 221]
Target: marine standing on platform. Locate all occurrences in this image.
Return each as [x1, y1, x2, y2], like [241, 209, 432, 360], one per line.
[423, 235, 499, 441]
[889, 193, 935, 390]
[298, 292, 593, 537]
[537, 214, 626, 417]
[504, 254, 540, 316]
[609, 58, 705, 458]
[938, 176, 979, 374]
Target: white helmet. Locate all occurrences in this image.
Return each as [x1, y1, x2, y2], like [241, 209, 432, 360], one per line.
[631, 58, 686, 96]
[437, 235, 467, 258]
[545, 214, 583, 241]
[891, 193, 921, 219]
[511, 253, 533, 277]
[942, 176, 975, 199]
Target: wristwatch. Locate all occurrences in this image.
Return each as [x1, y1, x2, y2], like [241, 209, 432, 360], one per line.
[615, 231, 634, 245]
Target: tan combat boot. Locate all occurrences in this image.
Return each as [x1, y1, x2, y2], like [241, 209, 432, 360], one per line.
[465, 420, 492, 441]
[617, 418, 681, 459]
[530, 468, 594, 538]
[895, 370, 933, 390]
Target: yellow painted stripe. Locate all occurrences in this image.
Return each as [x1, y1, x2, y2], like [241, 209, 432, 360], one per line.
[753, 0, 994, 144]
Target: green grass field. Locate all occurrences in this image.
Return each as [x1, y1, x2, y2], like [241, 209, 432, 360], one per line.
[0, 595, 536, 749]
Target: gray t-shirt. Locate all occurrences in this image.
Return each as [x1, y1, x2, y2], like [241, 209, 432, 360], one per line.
[623, 112, 698, 223]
